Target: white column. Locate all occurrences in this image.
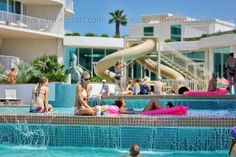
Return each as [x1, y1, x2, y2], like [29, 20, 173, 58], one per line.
[91, 48, 93, 77]
[204, 49, 209, 71]
[208, 48, 214, 73]
[7, 0, 9, 12]
[157, 40, 161, 78]
[131, 60, 134, 79]
[21, 2, 24, 15]
[0, 38, 2, 47]
[231, 45, 236, 57]
[77, 48, 80, 65]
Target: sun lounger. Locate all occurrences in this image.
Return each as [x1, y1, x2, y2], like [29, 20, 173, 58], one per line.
[0, 89, 21, 105]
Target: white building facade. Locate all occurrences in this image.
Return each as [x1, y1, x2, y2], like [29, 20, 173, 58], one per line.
[128, 13, 236, 78]
[0, 0, 74, 68]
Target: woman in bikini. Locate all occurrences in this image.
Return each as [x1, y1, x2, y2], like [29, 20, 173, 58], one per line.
[74, 71, 108, 116]
[30, 77, 52, 113]
[113, 97, 164, 114]
[114, 60, 126, 93]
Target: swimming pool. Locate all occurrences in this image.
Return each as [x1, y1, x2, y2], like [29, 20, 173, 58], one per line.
[0, 145, 226, 157]
[0, 96, 234, 156]
[0, 106, 236, 118]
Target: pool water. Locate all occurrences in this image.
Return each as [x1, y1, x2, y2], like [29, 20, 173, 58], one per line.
[0, 107, 236, 117]
[0, 145, 226, 157]
[0, 107, 74, 114]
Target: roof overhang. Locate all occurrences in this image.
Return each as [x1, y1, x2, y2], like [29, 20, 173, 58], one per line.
[0, 25, 63, 39]
[64, 36, 124, 49]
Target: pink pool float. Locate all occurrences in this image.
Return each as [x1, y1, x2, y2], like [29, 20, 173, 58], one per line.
[183, 89, 228, 96]
[140, 106, 188, 115]
[108, 105, 188, 115]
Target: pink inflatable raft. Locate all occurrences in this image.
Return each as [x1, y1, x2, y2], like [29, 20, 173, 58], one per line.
[108, 105, 188, 115]
[183, 89, 228, 96]
[140, 106, 188, 115]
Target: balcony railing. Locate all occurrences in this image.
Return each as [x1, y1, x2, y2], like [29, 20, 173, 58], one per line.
[0, 10, 62, 36]
[64, 0, 74, 12]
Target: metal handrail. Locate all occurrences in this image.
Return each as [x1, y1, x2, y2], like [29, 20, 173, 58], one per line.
[161, 42, 211, 80]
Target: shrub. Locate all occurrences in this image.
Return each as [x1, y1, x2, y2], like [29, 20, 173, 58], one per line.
[0, 64, 7, 83]
[165, 39, 175, 42]
[65, 32, 80, 36]
[184, 37, 201, 41]
[100, 34, 109, 37]
[45, 69, 67, 82]
[201, 33, 210, 38]
[32, 54, 67, 82]
[16, 62, 42, 84]
[91, 76, 113, 83]
[85, 32, 96, 37]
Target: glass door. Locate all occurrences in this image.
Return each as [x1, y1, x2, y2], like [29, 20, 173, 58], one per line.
[214, 47, 230, 78]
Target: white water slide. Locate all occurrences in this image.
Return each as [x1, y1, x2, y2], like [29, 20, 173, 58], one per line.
[94, 39, 184, 80]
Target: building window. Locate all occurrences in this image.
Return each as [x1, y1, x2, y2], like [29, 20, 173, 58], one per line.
[79, 48, 92, 72]
[0, 0, 22, 14]
[15, 1, 21, 14]
[214, 47, 230, 78]
[171, 24, 181, 41]
[144, 27, 154, 36]
[0, 0, 7, 11]
[185, 51, 205, 62]
[9, 0, 14, 13]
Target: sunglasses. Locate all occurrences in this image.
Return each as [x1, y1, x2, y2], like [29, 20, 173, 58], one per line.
[83, 77, 91, 81]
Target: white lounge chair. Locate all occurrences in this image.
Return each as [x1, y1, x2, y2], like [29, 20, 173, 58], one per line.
[5, 89, 17, 99]
[0, 89, 21, 105]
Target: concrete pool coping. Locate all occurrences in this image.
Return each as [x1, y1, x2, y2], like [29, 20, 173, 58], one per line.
[102, 94, 236, 100]
[0, 113, 235, 127]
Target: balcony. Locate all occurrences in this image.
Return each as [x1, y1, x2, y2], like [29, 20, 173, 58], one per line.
[17, 0, 64, 5]
[0, 10, 63, 38]
[64, 0, 74, 17]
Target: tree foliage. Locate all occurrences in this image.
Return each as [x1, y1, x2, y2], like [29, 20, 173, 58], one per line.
[32, 54, 67, 82]
[15, 62, 41, 83]
[85, 32, 96, 37]
[109, 9, 127, 37]
[100, 34, 109, 37]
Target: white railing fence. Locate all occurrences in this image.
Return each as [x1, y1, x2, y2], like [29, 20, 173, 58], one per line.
[0, 10, 61, 35]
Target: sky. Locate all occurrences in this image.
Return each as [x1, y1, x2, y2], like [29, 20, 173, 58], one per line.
[64, 0, 236, 37]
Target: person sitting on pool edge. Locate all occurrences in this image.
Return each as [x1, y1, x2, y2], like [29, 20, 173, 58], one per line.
[30, 77, 53, 113]
[229, 126, 236, 157]
[74, 71, 108, 116]
[112, 98, 173, 114]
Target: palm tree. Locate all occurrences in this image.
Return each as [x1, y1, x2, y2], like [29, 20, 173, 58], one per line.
[109, 9, 127, 37]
